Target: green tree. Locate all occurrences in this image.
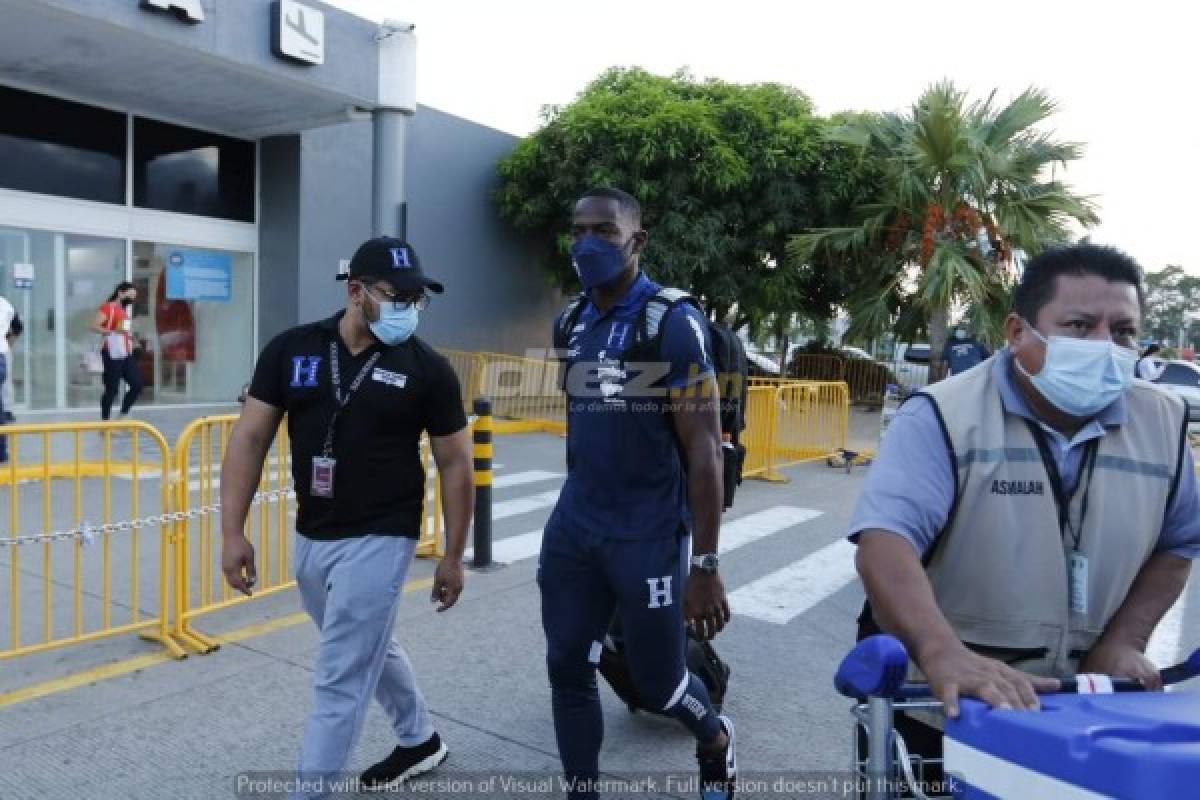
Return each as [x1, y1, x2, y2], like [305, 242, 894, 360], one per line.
[494, 67, 875, 332]
[789, 81, 1099, 377]
[1144, 265, 1200, 348]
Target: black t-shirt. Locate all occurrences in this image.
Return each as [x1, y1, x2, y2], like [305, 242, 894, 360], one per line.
[248, 311, 466, 540]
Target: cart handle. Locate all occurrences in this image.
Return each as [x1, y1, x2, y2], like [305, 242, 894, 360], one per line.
[835, 635, 1200, 700]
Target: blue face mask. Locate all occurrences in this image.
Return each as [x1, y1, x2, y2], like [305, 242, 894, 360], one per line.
[571, 234, 632, 290]
[1015, 321, 1137, 417]
[368, 303, 418, 346]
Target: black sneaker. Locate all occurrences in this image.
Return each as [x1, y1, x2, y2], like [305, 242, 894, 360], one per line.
[360, 732, 449, 792]
[697, 715, 737, 800]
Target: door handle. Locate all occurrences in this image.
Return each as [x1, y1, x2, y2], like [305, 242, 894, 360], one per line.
[47, 308, 54, 331]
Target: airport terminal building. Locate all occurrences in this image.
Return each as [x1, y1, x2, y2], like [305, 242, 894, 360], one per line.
[0, 0, 557, 413]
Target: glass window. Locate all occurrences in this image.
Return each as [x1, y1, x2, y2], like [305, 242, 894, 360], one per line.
[133, 241, 255, 404]
[0, 226, 127, 410]
[1158, 364, 1200, 386]
[134, 118, 255, 222]
[0, 85, 127, 205]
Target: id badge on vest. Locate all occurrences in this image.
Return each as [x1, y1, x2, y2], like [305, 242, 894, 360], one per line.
[1068, 551, 1089, 615]
[311, 456, 336, 498]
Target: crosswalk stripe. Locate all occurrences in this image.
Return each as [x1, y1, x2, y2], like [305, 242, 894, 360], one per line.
[492, 470, 563, 489]
[492, 490, 561, 520]
[730, 539, 858, 625]
[465, 529, 544, 564]
[464, 505, 823, 566]
[718, 506, 823, 554]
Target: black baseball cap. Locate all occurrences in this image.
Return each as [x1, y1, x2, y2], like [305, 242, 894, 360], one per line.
[337, 237, 444, 294]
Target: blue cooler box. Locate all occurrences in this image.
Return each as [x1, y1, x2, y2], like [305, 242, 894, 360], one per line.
[944, 691, 1200, 799]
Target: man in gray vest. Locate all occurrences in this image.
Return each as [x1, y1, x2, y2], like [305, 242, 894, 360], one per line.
[850, 243, 1198, 752]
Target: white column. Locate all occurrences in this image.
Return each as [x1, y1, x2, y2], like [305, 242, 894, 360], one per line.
[372, 21, 417, 239]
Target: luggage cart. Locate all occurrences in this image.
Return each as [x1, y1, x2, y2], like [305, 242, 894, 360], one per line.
[836, 636, 948, 800]
[835, 635, 1200, 800]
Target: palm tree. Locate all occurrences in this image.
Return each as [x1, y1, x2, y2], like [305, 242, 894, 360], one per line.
[789, 81, 1099, 378]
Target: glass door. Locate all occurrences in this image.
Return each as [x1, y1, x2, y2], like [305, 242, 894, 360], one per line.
[0, 228, 33, 409]
[134, 241, 254, 405]
[64, 235, 127, 410]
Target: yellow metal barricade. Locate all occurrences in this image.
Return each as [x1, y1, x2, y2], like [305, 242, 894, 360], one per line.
[772, 381, 850, 468]
[169, 415, 445, 655]
[1, 421, 179, 660]
[476, 352, 566, 434]
[742, 385, 784, 481]
[169, 415, 289, 654]
[439, 349, 485, 413]
[786, 355, 846, 382]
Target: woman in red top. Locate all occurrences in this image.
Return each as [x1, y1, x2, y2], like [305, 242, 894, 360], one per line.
[91, 281, 143, 420]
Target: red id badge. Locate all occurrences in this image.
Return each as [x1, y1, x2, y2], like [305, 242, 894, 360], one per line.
[310, 456, 336, 498]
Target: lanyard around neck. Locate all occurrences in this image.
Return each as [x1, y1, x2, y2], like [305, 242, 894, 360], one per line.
[322, 339, 381, 457]
[1024, 420, 1099, 552]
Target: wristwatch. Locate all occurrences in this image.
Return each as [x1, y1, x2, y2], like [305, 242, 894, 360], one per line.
[690, 553, 720, 575]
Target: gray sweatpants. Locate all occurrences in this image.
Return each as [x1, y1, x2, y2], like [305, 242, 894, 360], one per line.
[293, 533, 434, 797]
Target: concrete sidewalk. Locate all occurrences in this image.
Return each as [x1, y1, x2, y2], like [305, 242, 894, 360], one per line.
[0, 431, 875, 800]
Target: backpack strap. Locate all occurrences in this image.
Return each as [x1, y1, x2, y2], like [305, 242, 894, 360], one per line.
[552, 293, 588, 353]
[628, 287, 699, 363]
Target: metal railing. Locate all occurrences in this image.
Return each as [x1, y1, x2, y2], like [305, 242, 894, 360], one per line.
[439, 349, 486, 413]
[1, 421, 177, 660]
[742, 380, 851, 481]
[168, 415, 295, 655]
[475, 351, 566, 434]
[168, 415, 445, 654]
[787, 355, 847, 382]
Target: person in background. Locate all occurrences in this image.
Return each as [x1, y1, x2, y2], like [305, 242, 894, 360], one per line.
[1135, 342, 1166, 381]
[942, 327, 991, 376]
[2, 310, 19, 421]
[92, 281, 143, 421]
[0, 291, 13, 462]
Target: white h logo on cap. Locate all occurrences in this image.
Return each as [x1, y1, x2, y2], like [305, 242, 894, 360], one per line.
[390, 248, 412, 268]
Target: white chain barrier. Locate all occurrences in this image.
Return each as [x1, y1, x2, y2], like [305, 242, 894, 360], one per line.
[0, 487, 296, 548]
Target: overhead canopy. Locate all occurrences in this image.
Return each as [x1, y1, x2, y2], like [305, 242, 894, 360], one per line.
[0, 0, 382, 138]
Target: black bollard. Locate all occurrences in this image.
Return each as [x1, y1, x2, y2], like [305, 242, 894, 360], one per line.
[471, 397, 493, 569]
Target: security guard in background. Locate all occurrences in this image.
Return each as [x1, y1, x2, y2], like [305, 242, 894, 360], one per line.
[220, 237, 474, 798]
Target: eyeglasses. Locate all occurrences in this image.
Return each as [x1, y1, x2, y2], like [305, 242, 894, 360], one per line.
[362, 283, 430, 311]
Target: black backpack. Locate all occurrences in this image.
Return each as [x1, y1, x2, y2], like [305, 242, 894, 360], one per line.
[598, 616, 731, 715]
[553, 288, 749, 508]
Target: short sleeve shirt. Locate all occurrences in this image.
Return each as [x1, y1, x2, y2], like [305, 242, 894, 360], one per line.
[549, 271, 714, 541]
[248, 311, 466, 540]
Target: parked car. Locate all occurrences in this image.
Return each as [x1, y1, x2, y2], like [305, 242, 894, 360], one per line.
[839, 345, 875, 362]
[891, 343, 931, 389]
[1152, 359, 1200, 421]
[745, 351, 781, 377]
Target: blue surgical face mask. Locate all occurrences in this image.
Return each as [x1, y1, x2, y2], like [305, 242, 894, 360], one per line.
[1015, 320, 1137, 417]
[368, 303, 418, 346]
[571, 234, 632, 290]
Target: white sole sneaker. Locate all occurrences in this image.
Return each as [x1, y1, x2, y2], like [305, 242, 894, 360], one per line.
[364, 741, 448, 793]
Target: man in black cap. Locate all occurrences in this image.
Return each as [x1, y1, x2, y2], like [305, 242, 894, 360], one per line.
[220, 237, 473, 797]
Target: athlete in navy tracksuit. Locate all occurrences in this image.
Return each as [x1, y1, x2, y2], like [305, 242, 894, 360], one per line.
[539, 188, 737, 800]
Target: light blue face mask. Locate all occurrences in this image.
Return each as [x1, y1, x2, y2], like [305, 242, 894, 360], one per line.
[369, 303, 418, 346]
[1015, 321, 1137, 417]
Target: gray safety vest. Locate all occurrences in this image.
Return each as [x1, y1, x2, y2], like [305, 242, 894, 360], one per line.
[918, 357, 1188, 678]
